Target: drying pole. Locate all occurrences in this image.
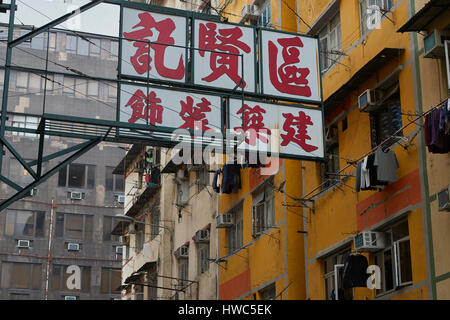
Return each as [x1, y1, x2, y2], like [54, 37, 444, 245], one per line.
[44, 199, 55, 300]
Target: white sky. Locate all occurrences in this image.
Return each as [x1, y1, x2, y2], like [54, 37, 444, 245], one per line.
[0, 0, 120, 37]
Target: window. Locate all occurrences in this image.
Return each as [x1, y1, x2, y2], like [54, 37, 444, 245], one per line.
[318, 12, 342, 73]
[9, 157, 35, 185]
[16, 71, 28, 89]
[31, 34, 45, 50]
[66, 35, 77, 53]
[323, 249, 353, 300]
[150, 210, 160, 241]
[251, 184, 275, 237]
[258, 1, 271, 27]
[134, 284, 144, 300]
[373, 219, 412, 296]
[197, 166, 209, 191]
[198, 242, 210, 275]
[63, 76, 75, 96]
[51, 265, 90, 293]
[9, 114, 39, 138]
[5, 210, 45, 238]
[176, 178, 190, 206]
[1, 262, 41, 290]
[227, 204, 243, 254]
[110, 41, 119, 58]
[103, 216, 120, 242]
[101, 268, 121, 294]
[321, 124, 340, 190]
[54, 212, 93, 240]
[178, 259, 189, 288]
[369, 91, 402, 149]
[77, 37, 89, 56]
[29, 73, 41, 91]
[48, 32, 56, 51]
[108, 82, 117, 99]
[89, 38, 101, 56]
[259, 283, 276, 300]
[75, 78, 87, 98]
[135, 223, 144, 253]
[87, 80, 99, 97]
[105, 166, 124, 192]
[58, 163, 95, 189]
[360, 0, 394, 37]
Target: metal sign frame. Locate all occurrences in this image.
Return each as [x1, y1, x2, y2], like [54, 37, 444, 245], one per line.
[0, 0, 326, 213]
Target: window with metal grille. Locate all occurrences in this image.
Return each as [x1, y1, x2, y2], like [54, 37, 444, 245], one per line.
[369, 92, 403, 149]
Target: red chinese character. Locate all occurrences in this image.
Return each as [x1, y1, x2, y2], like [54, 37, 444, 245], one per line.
[179, 96, 213, 131]
[233, 104, 271, 146]
[198, 23, 251, 87]
[281, 111, 318, 152]
[268, 36, 312, 97]
[125, 89, 163, 126]
[123, 12, 184, 79]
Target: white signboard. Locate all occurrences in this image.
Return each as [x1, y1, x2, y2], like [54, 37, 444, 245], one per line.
[228, 98, 324, 159]
[119, 84, 222, 134]
[193, 20, 256, 93]
[260, 30, 321, 103]
[121, 8, 187, 83]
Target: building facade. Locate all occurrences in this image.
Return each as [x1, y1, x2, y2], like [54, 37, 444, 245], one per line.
[0, 23, 124, 300]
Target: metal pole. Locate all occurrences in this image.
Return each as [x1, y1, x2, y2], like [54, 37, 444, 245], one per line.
[0, 0, 16, 179]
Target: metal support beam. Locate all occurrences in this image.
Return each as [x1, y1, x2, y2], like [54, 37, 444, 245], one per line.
[0, 136, 102, 213]
[0, 137, 37, 180]
[0, 175, 22, 192]
[9, 0, 105, 48]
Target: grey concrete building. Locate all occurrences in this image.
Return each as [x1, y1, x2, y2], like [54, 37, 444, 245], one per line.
[0, 23, 125, 300]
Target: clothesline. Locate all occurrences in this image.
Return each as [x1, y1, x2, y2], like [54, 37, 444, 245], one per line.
[300, 99, 448, 202]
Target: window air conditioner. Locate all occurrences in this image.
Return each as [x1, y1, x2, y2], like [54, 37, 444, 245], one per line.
[67, 243, 80, 251]
[119, 235, 129, 244]
[176, 245, 189, 258]
[216, 213, 234, 228]
[241, 4, 259, 20]
[17, 239, 31, 248]
[358, 89, 379, 112]
[117, 195, 125, 204]
[64, 296, 77, 300]
[70, 191, 83, 200]
[29, 188, 37, 197]
[424, 29, 450, 59]
[195, 229, 210, 242]
[115, 246, 123, 254]
[437, 185, 450, 212]
[354, 231, 385, 252]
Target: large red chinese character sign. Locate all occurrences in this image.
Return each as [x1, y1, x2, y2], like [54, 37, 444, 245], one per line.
[122, 9, 187, 83]
[120, 84, 222, 135]
[194, 20, 256, 93]
[228, 99, 323, 158]
[260, 30, 321, 103]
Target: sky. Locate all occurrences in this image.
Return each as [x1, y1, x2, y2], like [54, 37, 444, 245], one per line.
[0, 0, 120, 37]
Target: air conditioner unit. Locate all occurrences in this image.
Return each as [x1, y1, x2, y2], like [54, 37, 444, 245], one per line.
[424, 29, 450, 59]
[67, 243, 80, 251]
[195, 229, 210, 242]
[176, 246, 189, 258]
[358, 89, 379, 112]
[115, 246, 123, 254]
[176, 245, 189, 258]
[437, 185, 450, 212]
[64, 296, 77, 300]
[216, 213, 234, 228]
[17, 239, 30, 248]
[70, 191, 83, 200]
[241, 4, 259, 20]
[29, 188, 37, 197]
[117, 195, 125, 204]
[119, 235, 129, 244]
[354, 231, 386, 252]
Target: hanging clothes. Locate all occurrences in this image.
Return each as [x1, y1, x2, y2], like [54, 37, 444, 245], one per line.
[355, 162, 362, 192]
[221, 163, 242, 194]
[373, 148, 399, 183]
[342, 254, 370, 289]
[425, 104, 450, 153]
[212, 169, 221, 193]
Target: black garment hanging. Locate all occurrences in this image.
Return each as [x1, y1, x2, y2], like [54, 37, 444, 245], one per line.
[342, 254, 370, 289]
[212, 169, 221, 193]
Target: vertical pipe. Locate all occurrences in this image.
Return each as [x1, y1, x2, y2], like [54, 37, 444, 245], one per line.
[44, 199, 55, 300]
[0, 0, 16, 176]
